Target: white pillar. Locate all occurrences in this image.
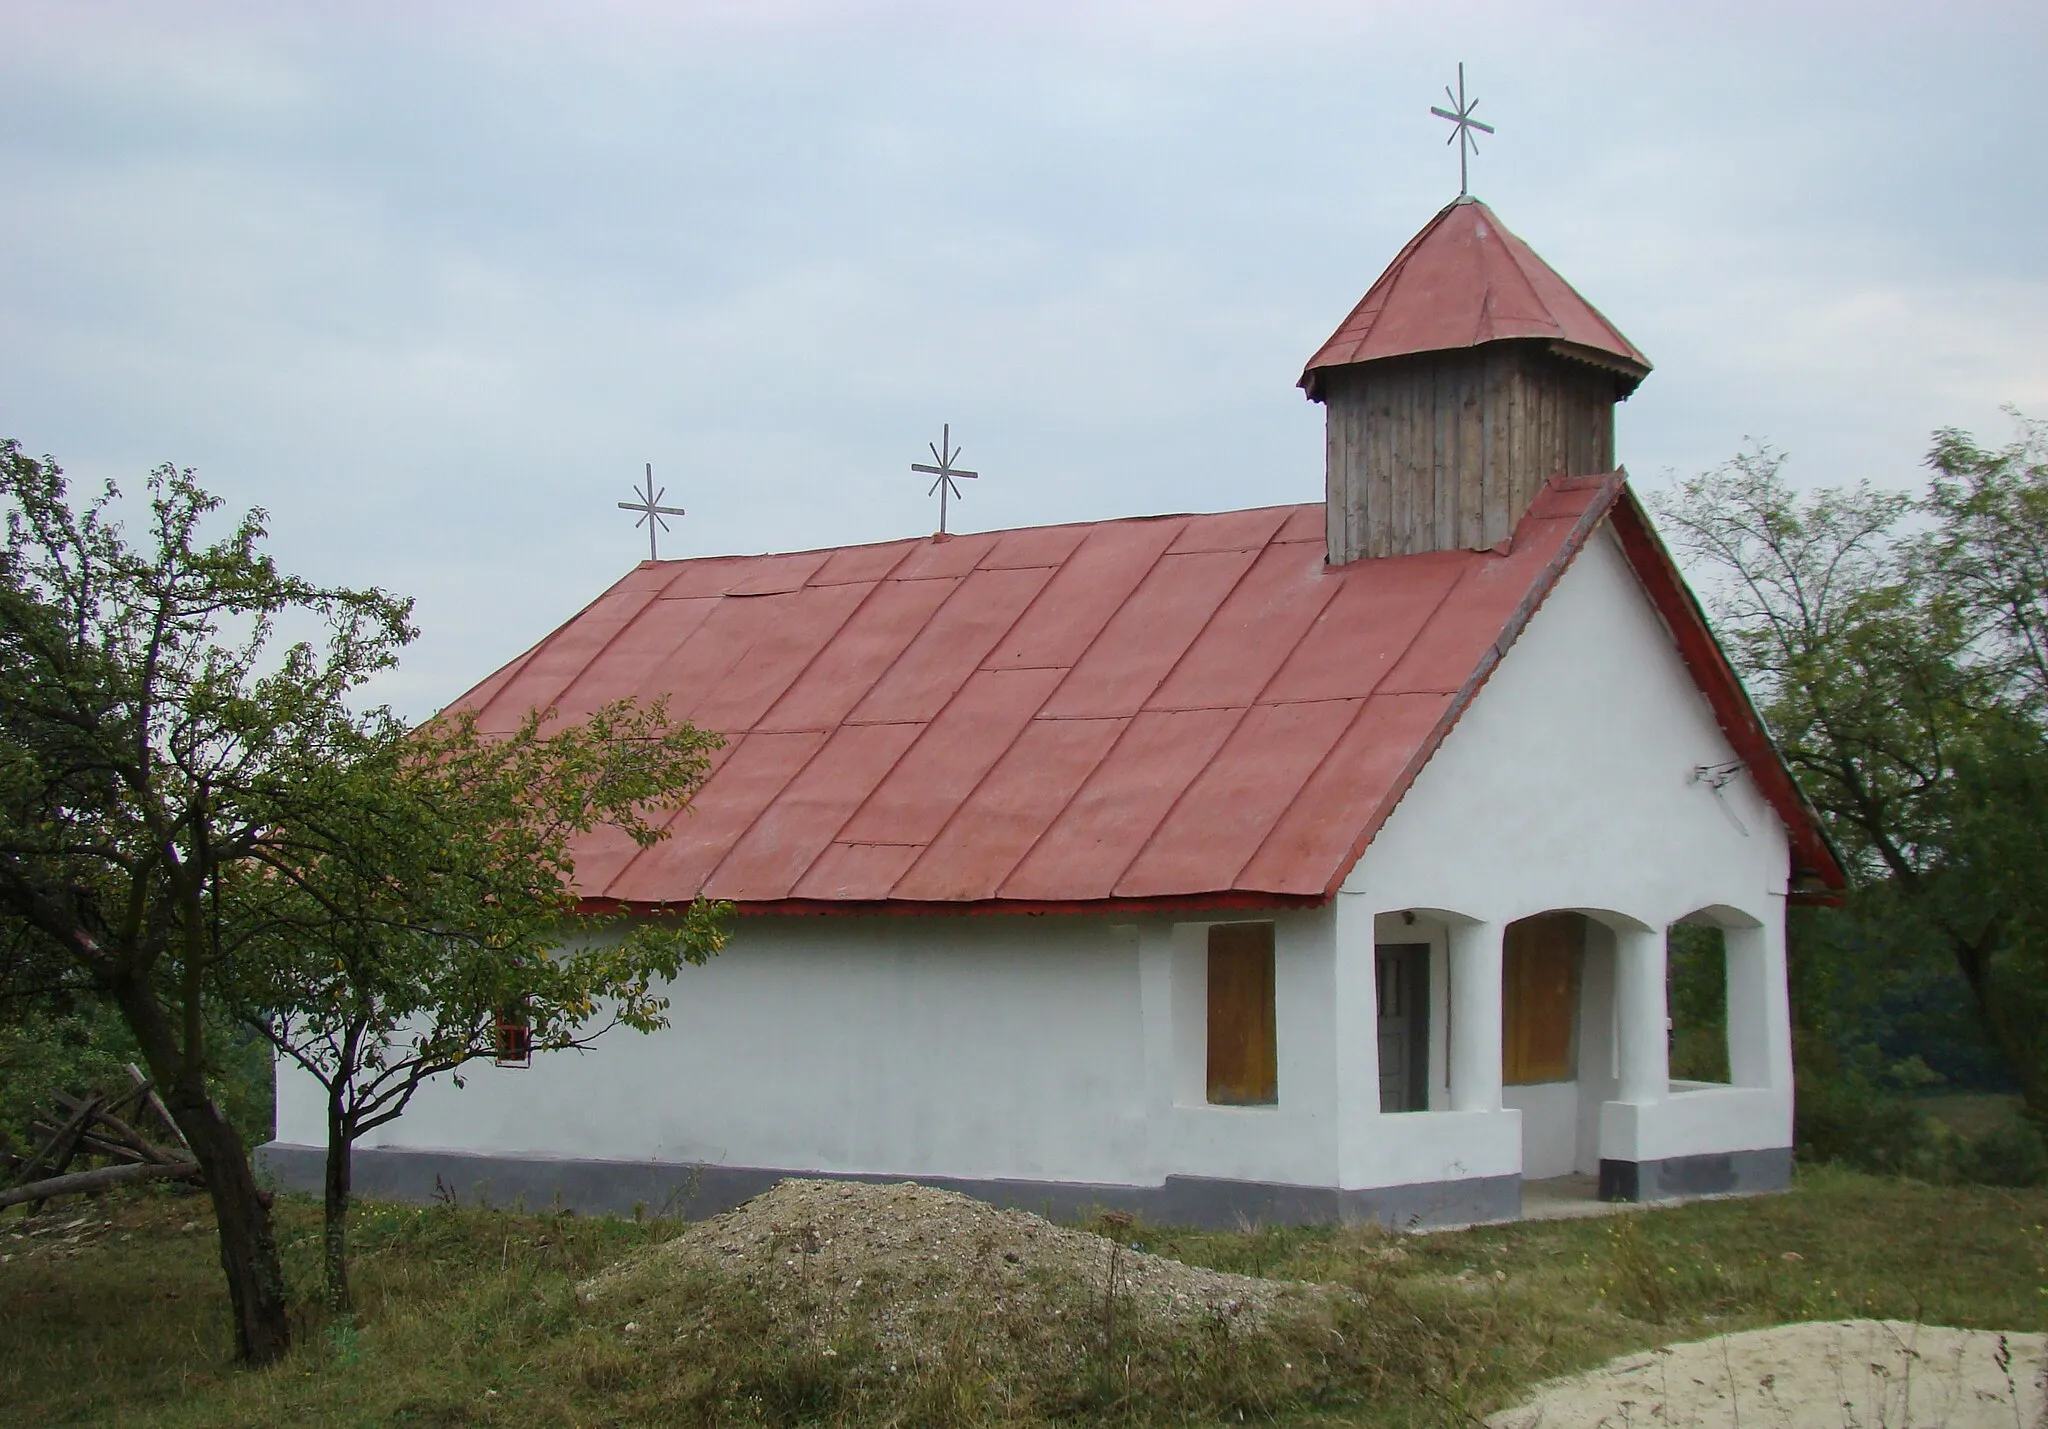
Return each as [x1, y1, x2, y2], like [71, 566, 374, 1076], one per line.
[1724, 913, 1794, 1092]
[1615, 925, 1670, 1105]
[1448, 920, 1503, 1113]
[1333, 897, 1382, 1187]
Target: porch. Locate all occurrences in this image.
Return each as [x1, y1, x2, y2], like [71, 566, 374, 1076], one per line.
[1344, 903, 1795, 1209]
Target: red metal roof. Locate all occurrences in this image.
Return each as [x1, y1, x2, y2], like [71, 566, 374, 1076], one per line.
[454, 473, 1842, 914]
[1300, 197, 1651, 398]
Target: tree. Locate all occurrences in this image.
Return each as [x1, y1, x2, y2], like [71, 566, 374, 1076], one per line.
[0, 441, 415, 1363]
[1659, 420, 2048, 1122]
[233, 701, 727, 1310]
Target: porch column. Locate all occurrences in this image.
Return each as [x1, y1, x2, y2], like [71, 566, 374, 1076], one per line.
[1723, 922, 1783, 1089]
[1447, 920, 1502, 1112]
[1614, 925, 1669, 1105]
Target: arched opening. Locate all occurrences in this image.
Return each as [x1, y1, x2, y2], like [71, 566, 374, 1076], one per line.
[1668, 905, 1768, 1089]
[1500, 908, 1652, 1180]
[1371, 908, 1470, 1113]
[1668, 923, 1729, 1084]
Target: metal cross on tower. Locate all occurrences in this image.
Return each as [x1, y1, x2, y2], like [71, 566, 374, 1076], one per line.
[617, 463, 686, 561]
[1429, 62, 1494, 197]
[911, 424, 978, 536]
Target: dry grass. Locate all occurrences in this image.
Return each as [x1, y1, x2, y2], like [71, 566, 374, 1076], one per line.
[1, 1164, 2044, 1426]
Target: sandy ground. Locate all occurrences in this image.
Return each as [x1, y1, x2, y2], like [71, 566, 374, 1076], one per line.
[1489, 1320, 2046, 1429]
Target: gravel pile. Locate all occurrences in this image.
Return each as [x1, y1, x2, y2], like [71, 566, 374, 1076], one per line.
[579, 1178, 1335, 1371]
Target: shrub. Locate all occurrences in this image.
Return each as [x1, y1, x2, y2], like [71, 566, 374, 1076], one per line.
[1948, 1120, 2048, 1187]
[1794, 1073, 1939, 1175]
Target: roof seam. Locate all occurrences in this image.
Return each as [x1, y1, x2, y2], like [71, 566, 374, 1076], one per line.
[1312, 471, 1628, 897]
[812, 565, 1066, 891]
[453, 641, 542, 726]
[1225, 548, 1472, 891]
[692, 543, 932, 898]
[961, 519, 1194, 897]
[477, 583, 654, 725]
[1193, 553, 1363, 889]
[748, 542, 926, 733]
[1042, 519, 1291, 897]
[606, 729, 750, 896]
[574, 583, 772, 892]
[1499, 228, 1640, 362]
[605, 606, 789, 892]
[1297, 199, 1451, 388]
[900, 522, 1195, 896]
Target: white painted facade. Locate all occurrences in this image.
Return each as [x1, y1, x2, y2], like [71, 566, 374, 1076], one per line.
[272, 522, 1796, 1215]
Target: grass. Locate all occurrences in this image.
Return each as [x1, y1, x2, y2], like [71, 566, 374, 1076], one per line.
[2, 1165, 2045, 1426]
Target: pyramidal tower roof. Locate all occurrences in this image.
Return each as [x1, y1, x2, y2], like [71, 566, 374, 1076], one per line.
[1299, 196, 1651, 398]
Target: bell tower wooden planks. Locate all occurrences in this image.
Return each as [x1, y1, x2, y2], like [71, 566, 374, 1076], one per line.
[1301, 198, 1649, 564]
[1320, 344, 1622, 560]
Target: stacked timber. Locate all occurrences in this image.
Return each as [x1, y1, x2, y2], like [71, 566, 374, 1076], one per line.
[0, 1066, 201, 1210]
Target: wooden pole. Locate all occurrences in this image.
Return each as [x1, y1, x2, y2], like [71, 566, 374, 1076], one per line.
[0, 1158, 201, 1211]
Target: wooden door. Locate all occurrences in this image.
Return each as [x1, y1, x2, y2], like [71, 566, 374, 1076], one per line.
[1207, 923, 1277, 1105]
[1376, 944, 1431, 1112]
[1503, 914, 1582, 1084]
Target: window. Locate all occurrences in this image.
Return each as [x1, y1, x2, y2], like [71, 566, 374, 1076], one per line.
[1502, 914, 1581, 1084]
[494, 1003, 533, 1068]
[1206, 922, 1277, 1105]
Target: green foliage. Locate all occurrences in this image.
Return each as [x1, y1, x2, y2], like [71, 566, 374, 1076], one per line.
[227, 690, 727, 1311]
[0, 999, 273, 1156]
[234, 697, 729, 1146]
[1666, 924, 1729, 1083]
[1948, 1119, 2048, 1187]
[0, 438, 727, 1321]
[1658, 416, 2048, 1123]
[0, 999, 140, 1152]
[0, 439, 419, 1360]
[1793, 1064, 1940, 1176]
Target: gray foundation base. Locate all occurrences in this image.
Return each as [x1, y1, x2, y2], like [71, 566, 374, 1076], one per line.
[1598, 1147, 1792, 1202]
[256, 1142, 1519, 1231]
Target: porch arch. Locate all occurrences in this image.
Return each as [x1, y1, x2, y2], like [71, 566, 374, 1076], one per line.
[1492, 907, 1668, 1179]
[1667, 903, 1774, 1088]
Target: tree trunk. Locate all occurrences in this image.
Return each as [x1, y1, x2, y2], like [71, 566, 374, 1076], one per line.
[1952, 933, 2048, 1127]
[160, 1076, 293, 1365]
[324, 1096, 352, 1312]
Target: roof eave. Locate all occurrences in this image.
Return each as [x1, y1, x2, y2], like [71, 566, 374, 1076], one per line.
[1604, 487, 1849, 892]
[1300, 336, 1652, 404]
[576, 890, 1330, 920]
[1313, 469, 1633, 897]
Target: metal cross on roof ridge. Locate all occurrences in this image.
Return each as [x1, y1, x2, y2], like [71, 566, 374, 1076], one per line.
[910, 423, 978, 537]
[1429, 62, 1495, 198]
[617, 462, 686, 562]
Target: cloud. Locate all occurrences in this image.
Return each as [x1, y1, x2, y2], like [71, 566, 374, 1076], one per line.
[1, 0, 2043, 717]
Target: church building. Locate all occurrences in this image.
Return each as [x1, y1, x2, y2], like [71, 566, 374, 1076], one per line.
[264, 196, 1844, 1228]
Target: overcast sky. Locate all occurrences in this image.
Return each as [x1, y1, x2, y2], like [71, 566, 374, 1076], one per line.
[4, 1, 2044, 718]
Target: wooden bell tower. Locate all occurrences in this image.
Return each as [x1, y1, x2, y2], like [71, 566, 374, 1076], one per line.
[1301, 197, 1652, 563]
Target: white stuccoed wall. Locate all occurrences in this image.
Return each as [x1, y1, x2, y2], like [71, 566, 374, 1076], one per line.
[1333, 521, 1796, 1189]
[274, 520, 1798, 1199]
[274, 905, 1348, 1189]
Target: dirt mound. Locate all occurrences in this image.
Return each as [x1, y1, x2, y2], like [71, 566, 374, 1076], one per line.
[1488, 1320, 2048, 1429]
[580, 1178, 1330, 1373]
